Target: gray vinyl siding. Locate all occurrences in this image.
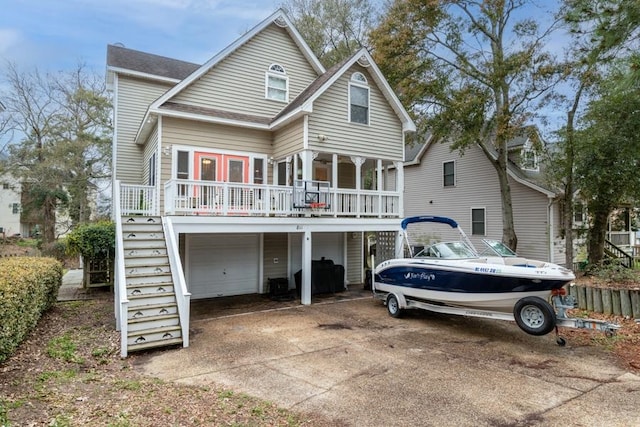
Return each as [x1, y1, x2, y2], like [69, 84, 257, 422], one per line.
[160, 117, 272, 183]
[263, 233, 289, 289]
[404, 141, 554, 261]
[142, 126, 158, 185]
[171, 24, 318, 117]
[273, 120, 303, 159]
[346, 233, 363, 284]
[115, 75, 173, 184]
[511, 180, 550, 261]
[308, 65, 404, 161]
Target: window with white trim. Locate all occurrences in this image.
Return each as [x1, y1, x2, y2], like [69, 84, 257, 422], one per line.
[443, 161, 455, 187]
[265, 64, 288, 102]
[148, 152, 156, 186]
[521, 147, 538, 170]
[12, 203, 20, 214]
[471, 208, 486, 235]
[349, 72, 369, 124]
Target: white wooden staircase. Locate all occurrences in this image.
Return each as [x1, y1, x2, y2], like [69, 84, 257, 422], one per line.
[121, 216, 183, 352]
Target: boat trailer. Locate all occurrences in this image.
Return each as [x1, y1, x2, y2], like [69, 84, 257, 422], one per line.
[374, 287, 620, 346]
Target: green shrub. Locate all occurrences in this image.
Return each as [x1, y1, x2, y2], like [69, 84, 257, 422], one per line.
[66, 221, 115, 259]
[41, 238, 68, 263]
[0, 257, 63, 363]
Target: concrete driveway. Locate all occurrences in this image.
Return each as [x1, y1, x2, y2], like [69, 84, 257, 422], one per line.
[137, 297, 640, 426]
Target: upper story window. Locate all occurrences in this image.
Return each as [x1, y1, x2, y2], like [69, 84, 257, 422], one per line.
[265, 63, 288, 102]
[443, 161, 455, 187]
[349, 72, 369, 125]
[520, 141, 539, 171]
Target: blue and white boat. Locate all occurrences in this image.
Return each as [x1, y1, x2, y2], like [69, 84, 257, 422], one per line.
[373, 215, 575, 315]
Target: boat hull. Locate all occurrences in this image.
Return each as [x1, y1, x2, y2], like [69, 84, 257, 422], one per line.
[374, 258, 574, 313]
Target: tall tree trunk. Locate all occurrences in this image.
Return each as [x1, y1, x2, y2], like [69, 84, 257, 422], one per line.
[495, 158, 517, 251]
[587, 208, 608, 265]
[42, 195, 56, 243]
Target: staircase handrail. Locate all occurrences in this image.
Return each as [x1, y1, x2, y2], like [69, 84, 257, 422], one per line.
[162, 216, 191, 348]
[604, 239, 634, 268]
[113, 180, 130, 357]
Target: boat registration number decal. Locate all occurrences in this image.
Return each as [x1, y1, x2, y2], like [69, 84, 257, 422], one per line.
[474, 267, 502, 274]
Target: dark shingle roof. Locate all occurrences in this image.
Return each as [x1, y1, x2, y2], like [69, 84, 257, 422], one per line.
[107, 44, 200, 80]
[161, 101, 272, 125]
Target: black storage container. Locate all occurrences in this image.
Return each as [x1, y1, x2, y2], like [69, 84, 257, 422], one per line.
[268, 277, 289, 296]
[294, 258, 345, 296]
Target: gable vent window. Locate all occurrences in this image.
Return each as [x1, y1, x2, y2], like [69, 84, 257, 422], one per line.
[349, 72, 369, 125]
[521, 147, 538, 171]
[265, 63, 288, 102]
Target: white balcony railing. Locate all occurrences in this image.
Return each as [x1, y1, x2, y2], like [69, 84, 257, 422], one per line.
[158, 179, 400, 218]
[120, 184, 157, 216]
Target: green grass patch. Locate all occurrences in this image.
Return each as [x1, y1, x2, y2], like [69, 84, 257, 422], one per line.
[46, 334, 84, 363]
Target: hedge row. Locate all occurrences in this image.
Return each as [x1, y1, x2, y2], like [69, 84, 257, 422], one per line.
[0, 257, 63, 363]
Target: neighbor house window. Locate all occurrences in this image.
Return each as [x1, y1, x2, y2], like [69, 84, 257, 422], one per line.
[443, 161, 455, 187]
[265, 64, 288, 102]
[471, 208, 486, 235]
[521, 147, 538, 170]
[12, 203, 19, 214]
[574, 202, 585, 223]
[349, 72, 369, 124]
[2, 183, 8, 190]
[148, 153, 156, 186]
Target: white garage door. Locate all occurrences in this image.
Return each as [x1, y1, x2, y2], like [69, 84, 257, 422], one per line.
[187, 233, 259, 299]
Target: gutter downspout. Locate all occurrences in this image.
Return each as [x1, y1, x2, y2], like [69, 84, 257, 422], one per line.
[548, 196, 554, 264]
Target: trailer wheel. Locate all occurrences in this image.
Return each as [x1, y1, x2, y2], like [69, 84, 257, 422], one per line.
[513, 297, 556, 336]
[387, 294, 403, 318]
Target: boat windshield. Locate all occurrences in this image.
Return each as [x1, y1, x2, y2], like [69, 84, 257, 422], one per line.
[479, 239, 518, 257]
[414, 242, 478, 259]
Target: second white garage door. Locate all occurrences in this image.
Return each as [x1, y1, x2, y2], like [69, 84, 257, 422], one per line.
[187, 233, 259, 299]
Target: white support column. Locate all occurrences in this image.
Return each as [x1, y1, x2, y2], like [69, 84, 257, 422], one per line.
[301, 230, 312, 305]
[301, 150, 313, 181]
[332, 153, 338, 217]
[395, 161, 404, 218]
[377, 159, 383, 217]
[351, 156, 365, 217]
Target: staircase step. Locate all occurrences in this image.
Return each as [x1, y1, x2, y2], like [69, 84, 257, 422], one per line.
[125, 264, 171, 276]
[128, 293, 177, 307]
[128, 313, 180, 332]
[122, 221, 163, 231]
[127, 282, 174, 297]
[127, 303, 178, 319]
[123, 231, 165, 241]
[123, 240, 167, 250]
[124, 248, 168, 258]
[127, 325, 182, 350]
[121, 216, 161, 225]
[124, 256, 169, 267]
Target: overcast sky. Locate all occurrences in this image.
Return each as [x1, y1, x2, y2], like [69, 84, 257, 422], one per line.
[1, 0, 281, 73]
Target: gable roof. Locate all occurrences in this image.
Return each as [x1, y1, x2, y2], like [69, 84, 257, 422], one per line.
[149, 9, 324, 111]
[271, 48, 416, 132]
[406, 135, 558, 197]
[106, 45, 200, 85]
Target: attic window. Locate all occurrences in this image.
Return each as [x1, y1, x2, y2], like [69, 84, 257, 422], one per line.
[265, 63, 288, 102]
[521, 147, 538, 171]
[349, 72, 369, 124]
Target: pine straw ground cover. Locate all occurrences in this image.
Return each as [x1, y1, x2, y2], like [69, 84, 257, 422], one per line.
[0, 293, 337, 427]
[1, 289, 639, 426]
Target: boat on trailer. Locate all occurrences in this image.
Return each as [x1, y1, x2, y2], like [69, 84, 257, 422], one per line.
[373, 215, 619, 343]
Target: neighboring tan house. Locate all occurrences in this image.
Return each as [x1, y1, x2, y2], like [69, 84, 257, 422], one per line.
[107, 9, 415, 356]
[401, 130, 567, 264]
